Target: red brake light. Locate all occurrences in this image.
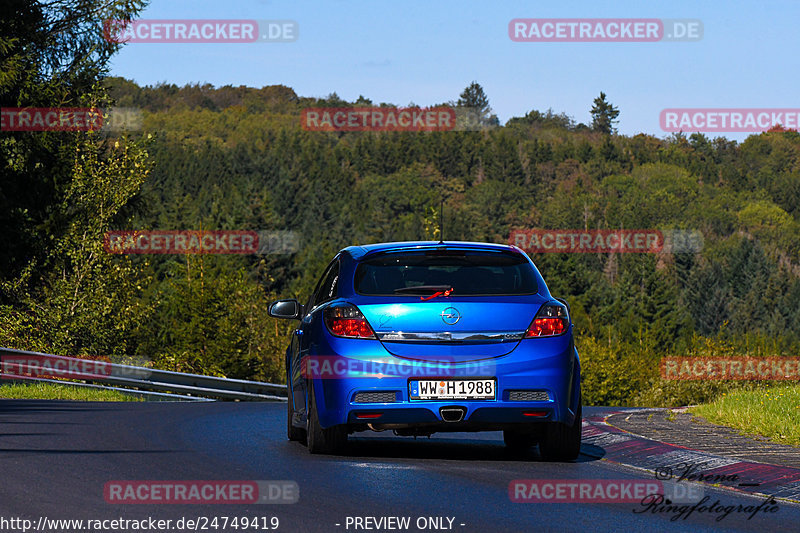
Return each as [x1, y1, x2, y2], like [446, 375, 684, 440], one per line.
[324, 305, 376, 339]
[525, 303, 569, 338]
[525, 318, 567, 337]
[523, 410, 549, 417]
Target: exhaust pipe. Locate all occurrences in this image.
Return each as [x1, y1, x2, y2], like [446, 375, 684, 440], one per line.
[440, 407, 466, 423]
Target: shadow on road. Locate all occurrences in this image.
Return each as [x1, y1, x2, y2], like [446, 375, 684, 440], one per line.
[307, 435, 605, 463]
[0, 399, 125, 413]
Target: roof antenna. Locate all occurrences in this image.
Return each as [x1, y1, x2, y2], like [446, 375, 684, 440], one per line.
[438, 198, 445, 244]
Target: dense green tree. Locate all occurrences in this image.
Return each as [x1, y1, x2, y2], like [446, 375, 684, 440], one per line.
[0, 0, 152, 357]
[591, 91, 620, 134]
[5, 49, 800, 405]
[456, 81, 499, 129]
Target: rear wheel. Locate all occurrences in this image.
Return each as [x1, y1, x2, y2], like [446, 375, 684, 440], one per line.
[287, 385, 306, 443]
[539, 397, 582, 461]
[306, 383, 348, 454]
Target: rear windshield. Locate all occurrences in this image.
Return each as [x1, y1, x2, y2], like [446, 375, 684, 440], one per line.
[354, 251, 538, 296]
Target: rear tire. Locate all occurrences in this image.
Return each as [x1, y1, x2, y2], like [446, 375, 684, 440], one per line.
[539, 397, 582, 461]
[287, 386, 306, 443]
[306, 383, 348, 455]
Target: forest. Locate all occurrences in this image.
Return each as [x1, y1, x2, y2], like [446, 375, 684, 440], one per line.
[3, 1, 799, 407]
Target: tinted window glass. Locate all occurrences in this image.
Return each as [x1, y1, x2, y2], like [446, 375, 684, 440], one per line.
[312, 261, 340, 307]
[354, 252, 537, 296]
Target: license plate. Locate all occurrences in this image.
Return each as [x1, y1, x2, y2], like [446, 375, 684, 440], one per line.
[409, 379, 496, 400]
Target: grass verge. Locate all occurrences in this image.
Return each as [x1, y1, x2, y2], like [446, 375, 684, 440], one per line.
[691, 383, 800, 446]
[0, 382, 142, 401]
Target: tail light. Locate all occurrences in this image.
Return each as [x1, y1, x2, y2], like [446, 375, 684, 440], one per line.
[525, 302, 569, 338]
[523, 410, 549, 417]
[324, 304, 376, 339]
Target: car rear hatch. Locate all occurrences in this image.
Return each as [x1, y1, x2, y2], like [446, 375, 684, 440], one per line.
[353, 248, 546, 362]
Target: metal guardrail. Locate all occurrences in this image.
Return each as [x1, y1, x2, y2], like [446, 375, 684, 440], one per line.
[2, 376, 215, 402]
[0, 347, 287, 401]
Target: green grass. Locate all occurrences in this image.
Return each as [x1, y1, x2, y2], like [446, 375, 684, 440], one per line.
[0, 382, 143, 401]
[691, 384, 800, 446]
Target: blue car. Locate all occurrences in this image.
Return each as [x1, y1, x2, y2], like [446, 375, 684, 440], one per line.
[268, 241, 582, 459]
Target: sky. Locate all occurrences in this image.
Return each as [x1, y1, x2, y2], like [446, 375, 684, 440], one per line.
[108, 0, 800, 142]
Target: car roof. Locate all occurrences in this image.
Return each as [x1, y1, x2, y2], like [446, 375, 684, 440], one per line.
[340, 241, 524, 261]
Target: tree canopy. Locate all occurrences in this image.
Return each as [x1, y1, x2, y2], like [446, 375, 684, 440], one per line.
[2, 6, 800, 405]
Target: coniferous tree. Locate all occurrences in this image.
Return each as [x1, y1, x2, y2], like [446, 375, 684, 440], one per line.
[456, 81, 500, 129]
[591, 92, 620, 134]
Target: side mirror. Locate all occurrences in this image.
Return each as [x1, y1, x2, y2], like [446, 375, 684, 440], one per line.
[268, 299, 303, 320]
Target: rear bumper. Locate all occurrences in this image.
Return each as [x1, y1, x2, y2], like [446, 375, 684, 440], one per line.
[308, 334, 580, 430]
[345, 407, 559, 433]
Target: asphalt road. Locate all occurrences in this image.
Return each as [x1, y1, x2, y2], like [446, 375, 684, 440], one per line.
[1, 400, 797, 532]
